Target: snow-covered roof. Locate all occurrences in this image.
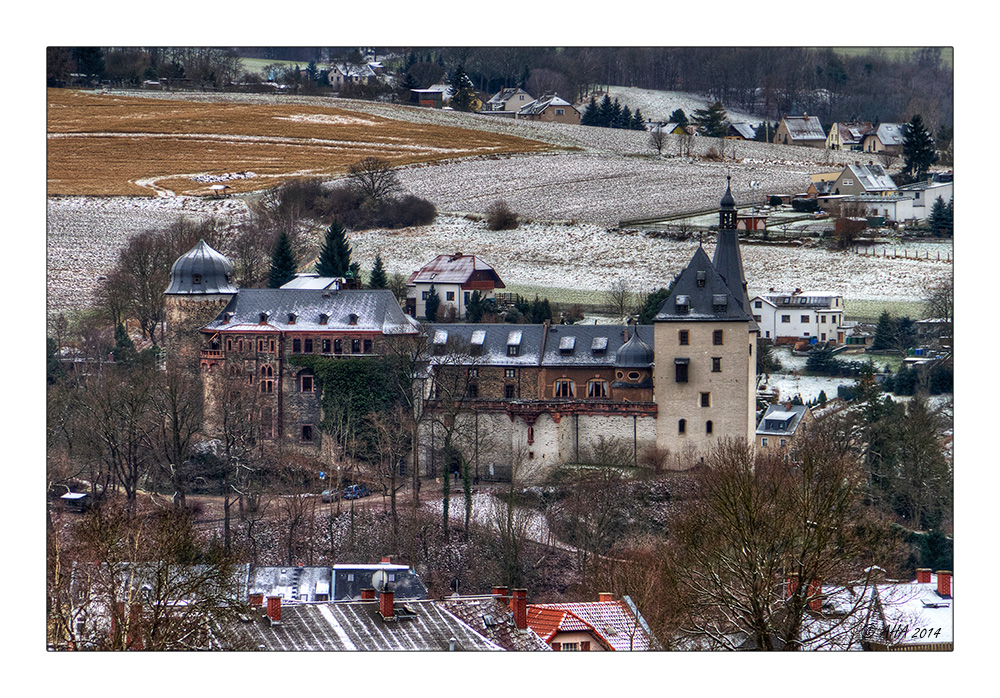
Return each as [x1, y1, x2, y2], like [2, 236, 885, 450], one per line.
[518, 94, 576, 116]
[782, 114, 826, 141]
[279, 274, 345, 290]
[874, 122, 904, 146]
[755, 403, 809, 436]
[528, 597, 661, 651]
[844, 163, 897, 192]
[729, 122, 757, 140]
[408, 253, 505, 287]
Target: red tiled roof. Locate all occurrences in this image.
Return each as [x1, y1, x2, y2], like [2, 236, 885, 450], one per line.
[528, 600, 657, 651]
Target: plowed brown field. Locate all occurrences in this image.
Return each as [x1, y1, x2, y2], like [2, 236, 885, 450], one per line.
[46, 89, 553, 196]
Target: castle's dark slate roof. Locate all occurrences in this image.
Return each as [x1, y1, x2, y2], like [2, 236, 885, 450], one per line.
[614, 329, 654, 368]
[202, 289, 419, 335]
[654, 246, 753, 323]
[165, 239, 238, 295]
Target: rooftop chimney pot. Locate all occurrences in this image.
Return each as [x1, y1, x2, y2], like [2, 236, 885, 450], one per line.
[379, 588, 395, 620]
[937, 570, 952, 598]
[916, 568, 932, 584]
[511, 589, 527, 630]
[266, 595, 282, 624]
[598, 592, 613, 603]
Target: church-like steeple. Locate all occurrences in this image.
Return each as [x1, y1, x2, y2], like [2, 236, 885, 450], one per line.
[712, 178, 757, 330]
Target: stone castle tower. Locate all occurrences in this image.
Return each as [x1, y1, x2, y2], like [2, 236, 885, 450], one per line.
[652, 178, 758, 458]
[163, 239, 238, 362]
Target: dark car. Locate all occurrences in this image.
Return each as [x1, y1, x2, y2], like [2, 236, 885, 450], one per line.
[343, 484, 371, 500]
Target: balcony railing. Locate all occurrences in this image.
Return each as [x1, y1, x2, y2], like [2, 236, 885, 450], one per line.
[200, 349, 224, 359]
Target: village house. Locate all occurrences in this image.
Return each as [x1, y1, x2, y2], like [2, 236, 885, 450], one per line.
[526, 592, 662, 651]
[406, 252, 506, 320]
[755, 401, 814, 453]
[806, 171, 841, 198]
[861, 123, 905, 155]
[825, 121, 875, 151]
[750, 289, 846, 344]
[484, 87, 533, 113]
[328, 63, 378, 91]
[517, 94, 581, 124]
[773, 114, 826, 148]
[827, 163, 898, 197]
[726, 122, 757, 140]
[865, 570, 953, 651]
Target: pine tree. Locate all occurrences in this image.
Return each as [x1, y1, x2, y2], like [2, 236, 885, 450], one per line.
[424, 284, 440, 322]
[598, 95, 614, 127]
[268, 231, 298, 288]
[929, 196, 953, 237]
[618, 105, 632, 130]
[631, 108, 646, 130]
[580, 96, 599, 126]
[315, 220, 350, 277]
[871, 310, 895, 351]
[668, 108, 688, 127]
[369, 253, 388, 289]
[692, 101, 729, 138]
[448, 64, 478, 112]
[901, 114, 938, 184]
[610, 99, 624, 128]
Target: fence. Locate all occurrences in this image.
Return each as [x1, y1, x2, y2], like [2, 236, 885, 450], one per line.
[853, 246, 952, 263]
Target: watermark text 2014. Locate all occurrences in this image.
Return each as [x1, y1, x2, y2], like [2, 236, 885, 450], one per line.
[861, 623, 943, 642]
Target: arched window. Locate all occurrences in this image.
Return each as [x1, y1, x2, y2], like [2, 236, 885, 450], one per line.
[678, 419, 686, 434]
[706, 420, 713, 435]
[261, 364, 274, 378]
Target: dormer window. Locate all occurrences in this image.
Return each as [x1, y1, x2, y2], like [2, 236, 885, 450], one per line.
[348, 313, 358, 326]
[319, 313, 329, 325]
[507, 330, 522, 357]
[591, 336, 608, 355]
[471, 329, 485, 356]
[696, 271, 706, 288]
[712, 294, 728, 314]
[676, 295, 690, 315]
[558, 336, 576, 355]
[288, 312, 297, 325]
[222, 311, 234, 324]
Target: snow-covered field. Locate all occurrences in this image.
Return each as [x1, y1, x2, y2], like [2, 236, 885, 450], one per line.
[45, 88, 951, 320]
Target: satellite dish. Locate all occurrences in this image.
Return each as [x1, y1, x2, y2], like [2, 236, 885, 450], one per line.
[371, 569, 388, 592]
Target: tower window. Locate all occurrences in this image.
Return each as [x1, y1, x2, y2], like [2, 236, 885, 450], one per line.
[301, 425, 314, 442]
[192, 274, 202, 285]
[678, 419, 686, 434]
[706, 420, 713, 434]
[679, 330, 689, 346]
[701, 392, 711, 407]
[675, 360, 688, 383]
[712, 357, 722, 372]
[713, 330, 724, 345]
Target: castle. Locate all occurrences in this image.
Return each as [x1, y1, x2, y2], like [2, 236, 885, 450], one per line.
[164, 181, 758, 478]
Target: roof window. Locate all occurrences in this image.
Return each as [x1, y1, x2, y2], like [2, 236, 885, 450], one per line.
[676, 295, 690, 315]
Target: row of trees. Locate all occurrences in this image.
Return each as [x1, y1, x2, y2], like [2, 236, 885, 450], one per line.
[580, 95, 647, 130]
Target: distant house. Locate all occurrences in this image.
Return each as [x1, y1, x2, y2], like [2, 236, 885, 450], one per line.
[861, 123, 905, 155]
[866, 570, 953, 651]
[526, 592, 662, 651]
[661, 121, 694, 135]
[807, 172, 841, 198]
[736, 211, 768, 231]
[328, 63, 377, 91]
[774, 114, 826, 148]
[751, 289, 846, 344]
[406, 253, 506, 319]
[726, 122, 757, 140]
[409, 83, 452, 108]
[517, 95, 581, 124]
[248, 561, 427, 604]
[755, 402, 814, 453]
[896, 178, 954, 219]
[829, 163, 897, 196]
[826, 121, 875, 151]
[484, 87, 533, 113]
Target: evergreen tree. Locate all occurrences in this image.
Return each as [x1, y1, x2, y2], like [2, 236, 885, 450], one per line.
[610, 98, 624, 128]
[448, 64, 478, 112]
[618, 104, 632, 130]
[639, 284, 674, 324]
[368, 252, 388, 289]
[465, 290, 486, 323]
[597, 95, 614, 127]
[112, 322, 137, 364]
[268, 231, 298, 289]
[692, 101, 729, 138]
[901, 114, 938, 183]
[817, 390, 828, 406]
[348, 261, 362, 284]
[872, 310, 895, 351]
[631, 108, 647, 130]
[424, 284, 440, 322]
[315, 220, 350, 277]
[668, 108, 688, 127]
[580, 96, 600, 126]
[929, 196, 953, 237]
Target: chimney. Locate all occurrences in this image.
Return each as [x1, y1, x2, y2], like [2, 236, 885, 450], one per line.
[248, 592, 264, 608]
[492, 585, 509, 599]
[381, 556, 392, 564]
[361, 588, 376, 600]
[511, 588, 527, 630]
[598, 592, 613, 602]
[785, 401, 793, 411]
[807, 579, 823, 611]
[266, 595, 282, 625]
[915, 568, 932, 584]
[379, 588, 395, 620]
[937, 571, 952, 598]
[786, 573, 799, 598]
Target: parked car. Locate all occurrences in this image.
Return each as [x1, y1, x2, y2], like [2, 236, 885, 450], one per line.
[321, 490, 338, 503]
[343, 484, 371, 500]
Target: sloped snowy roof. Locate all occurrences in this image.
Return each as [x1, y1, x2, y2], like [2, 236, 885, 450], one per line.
[518, 94, 577, 116]
[755, 403, 808, 436]
[655, 246, 753, 323]
[875, 122, 904, 146]
[528, 598, 661, 651]
[782, 115, 826, 141]
[845, 163, 897, 192]
[408, 253, 505, 287]
[442, 596, 551, 651]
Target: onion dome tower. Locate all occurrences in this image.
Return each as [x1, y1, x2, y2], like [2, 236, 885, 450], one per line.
[163, 239, 238, 357]
[612, 327, 654, 399]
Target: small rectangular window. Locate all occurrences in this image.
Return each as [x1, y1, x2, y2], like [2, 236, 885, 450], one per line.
[761, 437, 769, 446]
[352, 339, 361, 353]
[713, 330, 724, 345]
[801, 315, 810, 323]
[700, 392, 711, 407]
[363, 339, 372, 354]
[322, 339, 331, 354]
[292, 338, 301, 353]
[505, 384, 516, 399]
[504, 369, 516, 379]
[304, 338, 313, 353]
[334, 339, 342, 354]
[754, 300, 762, 308]
[507, 345, 519, 357]
[712, 357, 721, 372]
[675, 362, 688, 383]
[301, 424, 314, 442]
[446, 291, 455, 301]
[679, 330, 689, 346]
[301, 375, 314, 393]
[781, 315, 791, 323]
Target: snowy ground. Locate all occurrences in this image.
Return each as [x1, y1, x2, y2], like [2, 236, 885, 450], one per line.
[421, 489, 562, 549]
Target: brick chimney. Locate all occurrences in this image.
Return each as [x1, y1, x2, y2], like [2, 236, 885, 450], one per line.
[915, 568, 932, 584]
[248, 592, 264, 608]
[807, 579, 823, 611]
[492, 585, 509, 599]
[786, 573, 799, 598]
[379, 588, 395, 620]
[361, 588, 376, 600]
[266, 595, 282, 625]
[598, 592, 613, 602]
[381, 556, 392, 564]
[937, 571, 952, 598]
[511, 589, 527, 630]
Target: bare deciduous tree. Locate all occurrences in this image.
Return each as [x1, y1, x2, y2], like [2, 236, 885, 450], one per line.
[346, 156, 401, 203]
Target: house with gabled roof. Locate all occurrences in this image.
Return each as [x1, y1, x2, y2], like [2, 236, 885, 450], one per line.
[484, 87, 533, 113]
[755, 401, 814, 453]
[517, 94, 581, 124]
[406, 252, 506, 320]
[862, 123, 905, 155]
[726, 122, 757, 140]
[774, 114, 826, 148]
[328, 63, 378, 91]
[527, 592, 662, 651]
[826, 121, 875, 150]
[829, 163, 897, 196]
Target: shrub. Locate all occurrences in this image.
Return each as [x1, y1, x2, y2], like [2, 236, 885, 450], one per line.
[377, 194, 437, 228]
[485, 200, 519, 231]
[791, 198, 819, 213]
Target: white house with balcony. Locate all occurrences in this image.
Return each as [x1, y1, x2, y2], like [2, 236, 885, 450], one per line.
[406, 253, 506, 320]
[751, 289, 846, 344]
